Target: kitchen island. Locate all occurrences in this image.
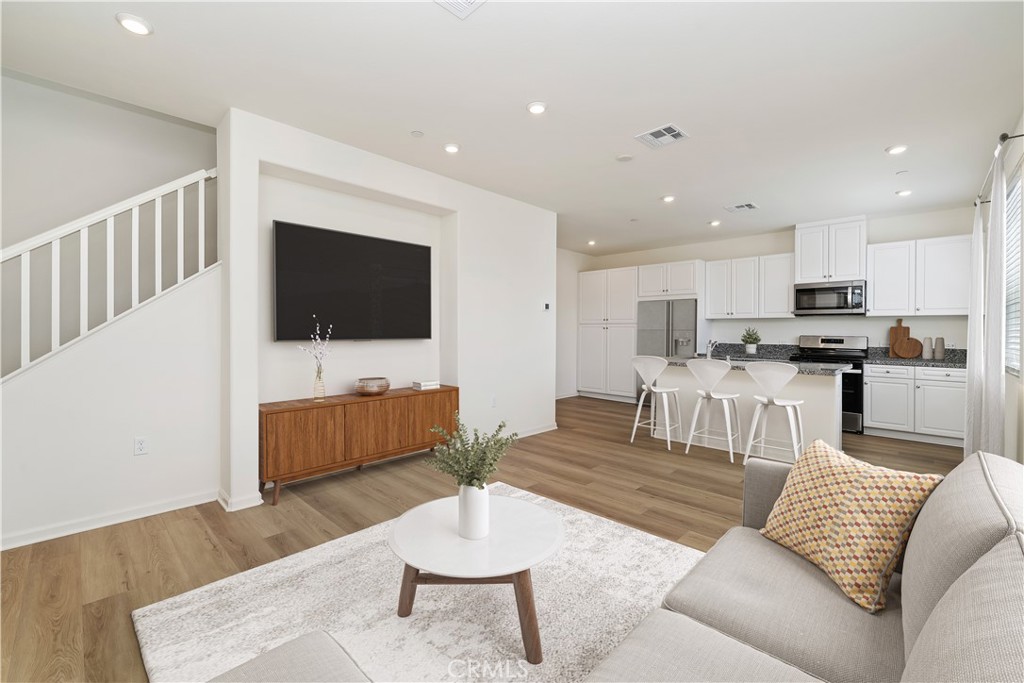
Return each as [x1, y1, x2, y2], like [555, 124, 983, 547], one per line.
[653, 358, 850, 460]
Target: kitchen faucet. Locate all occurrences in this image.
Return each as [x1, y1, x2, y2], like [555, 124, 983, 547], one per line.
[706, 339, 720, 358]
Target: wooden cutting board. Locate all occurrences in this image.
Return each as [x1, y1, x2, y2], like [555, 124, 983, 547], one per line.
[889, 318, 910, 357]
[893, 336, 923, 359]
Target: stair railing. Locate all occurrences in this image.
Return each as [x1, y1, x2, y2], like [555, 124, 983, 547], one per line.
[1, 168, 218, 381]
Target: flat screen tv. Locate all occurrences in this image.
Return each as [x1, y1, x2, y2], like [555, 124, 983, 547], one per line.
[274, 221, 431, 341]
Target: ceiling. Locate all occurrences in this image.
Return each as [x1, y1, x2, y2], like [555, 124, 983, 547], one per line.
[3, 2, 1022, 255]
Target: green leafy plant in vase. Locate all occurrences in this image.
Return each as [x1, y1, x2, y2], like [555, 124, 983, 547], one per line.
[430, 413, 518, 540]
[741, 327, 761, 355]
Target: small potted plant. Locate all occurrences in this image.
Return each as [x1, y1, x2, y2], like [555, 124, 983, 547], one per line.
[430, 414, 518, 540]
[741, 327, 761, 355]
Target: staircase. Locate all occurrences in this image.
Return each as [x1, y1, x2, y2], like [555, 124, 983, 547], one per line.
[1, 169, 218, 381]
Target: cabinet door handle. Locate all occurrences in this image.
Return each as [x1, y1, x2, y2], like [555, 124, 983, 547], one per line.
[916, 385, 921, 389]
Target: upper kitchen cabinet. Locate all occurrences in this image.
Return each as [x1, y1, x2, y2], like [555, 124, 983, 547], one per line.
[794, 217, 866, 283]
[705, 257, 758, 319]
[866, 235, 970, 316]
[579, 267, 638, 324]
[758, 253, 795, 318]
[915, 235, 971, 315]
[638, 260, 701, 298]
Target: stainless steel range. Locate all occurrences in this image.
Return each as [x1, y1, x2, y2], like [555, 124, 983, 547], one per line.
[789, 335, 868, 434]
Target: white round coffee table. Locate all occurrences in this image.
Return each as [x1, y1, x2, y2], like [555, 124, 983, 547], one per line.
[388, 494, 563, 664]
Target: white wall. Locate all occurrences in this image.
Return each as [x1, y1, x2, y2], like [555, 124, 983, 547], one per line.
[1, 73, 216, 246]
[1, 268, 222, 548]
[556, 249, 592, 398]
[257, 174, 442, 402]
[218, 109, 557, 509]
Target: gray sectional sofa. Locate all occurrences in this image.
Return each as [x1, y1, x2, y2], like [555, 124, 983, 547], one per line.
[212, 451, 1023, 682]
[587, 452, 1024, 682]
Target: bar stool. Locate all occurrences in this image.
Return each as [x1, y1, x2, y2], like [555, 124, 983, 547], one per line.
[684, 358, 743, 463]
[630, 356, 683, 451]
[744, 361, 805, 464]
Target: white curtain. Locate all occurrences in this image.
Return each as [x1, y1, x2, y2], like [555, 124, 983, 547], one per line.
[965, 149, 1007, 456]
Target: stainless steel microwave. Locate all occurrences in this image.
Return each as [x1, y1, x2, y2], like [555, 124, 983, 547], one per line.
[794, 280, 866, 315]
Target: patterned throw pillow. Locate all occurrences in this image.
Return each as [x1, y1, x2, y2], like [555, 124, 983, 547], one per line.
[761, 440, 943, 612]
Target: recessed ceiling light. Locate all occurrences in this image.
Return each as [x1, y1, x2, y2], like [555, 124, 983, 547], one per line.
[709, 220, 721, 227]
[410, 130, 424, 138]
[588, 240, 596, 246]
[615, 154, 633, 163]
[885, 145, 908, 155]
[115, 12, 153, 35]
[443, 143, 460, 154]
[527, 102, 546, 115]
[661, 195, 675, 203]
[896, 189, 912, 197]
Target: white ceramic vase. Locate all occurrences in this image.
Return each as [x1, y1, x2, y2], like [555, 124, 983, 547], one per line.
[458, 484, 489, 540]
[745, 344, 757, 355]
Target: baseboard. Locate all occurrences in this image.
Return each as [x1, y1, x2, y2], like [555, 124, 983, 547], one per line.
[518, 422, 558, 438]
[862, 428, 964, 448]
[1, 489, 220, 550]
[217, 489, 264, 512]
[556, 392, 579, 400]
[578, 391, 637, 404]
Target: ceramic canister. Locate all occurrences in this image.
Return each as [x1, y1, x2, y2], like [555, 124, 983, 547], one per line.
[922, 337, 933, 359]
[935, 337, 946, 360]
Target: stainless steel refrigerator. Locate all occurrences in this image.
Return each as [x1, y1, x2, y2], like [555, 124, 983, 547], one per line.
[636, 299, 698, 360]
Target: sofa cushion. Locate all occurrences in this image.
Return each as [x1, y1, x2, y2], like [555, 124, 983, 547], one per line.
[760, 440, 942, 612]
[901, 452, 1024, 659]
[209, 631, 370, 683]
[901, 534, 1024, 682]
[586, 607, 821, 682]
[663, 526, 905, 683]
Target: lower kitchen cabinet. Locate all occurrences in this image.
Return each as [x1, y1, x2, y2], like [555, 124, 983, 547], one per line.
[578, 324, 636, 397]
[864, 365, 965, 440]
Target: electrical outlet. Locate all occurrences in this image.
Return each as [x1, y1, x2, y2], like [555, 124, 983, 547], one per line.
[134, 437, 149, 456]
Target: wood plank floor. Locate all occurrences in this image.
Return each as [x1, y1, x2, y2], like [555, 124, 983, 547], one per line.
[1, 396, 962, 682]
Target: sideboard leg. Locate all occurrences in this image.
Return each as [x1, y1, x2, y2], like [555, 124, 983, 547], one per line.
[272, 481, 281, 506]
[258, 481, 266, 494]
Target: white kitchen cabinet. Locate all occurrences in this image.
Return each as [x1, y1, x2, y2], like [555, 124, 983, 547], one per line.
[914, 367, 966, 438]
[866, 240, 915, 316]
[705, 257, 758, 319]
[579, 267, 637, 324]
[577, 324, 637, 397]
[794, 217, 866, 283]
[637, 261, 700, 297]
[863, 365, 966, 439]
[866, 235, 970, 317]
[758, 253, 795, 318]
[863, 367, 915, 432]
[915, 235, 971, 315]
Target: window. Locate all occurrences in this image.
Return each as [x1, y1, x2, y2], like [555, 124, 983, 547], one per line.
[1007, 173, 1022, 374]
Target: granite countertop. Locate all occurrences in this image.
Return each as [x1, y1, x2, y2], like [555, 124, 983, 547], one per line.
[688, 343, 967, 370]
[666, 357, 851, 377]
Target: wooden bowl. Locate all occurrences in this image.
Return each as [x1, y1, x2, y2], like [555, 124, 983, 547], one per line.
[355, 377, 390, 395]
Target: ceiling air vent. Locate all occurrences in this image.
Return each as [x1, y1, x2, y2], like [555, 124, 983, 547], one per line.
[435, 0, 486, 20]
[724, 202, 761, 213]
[634, 124, 689, 149]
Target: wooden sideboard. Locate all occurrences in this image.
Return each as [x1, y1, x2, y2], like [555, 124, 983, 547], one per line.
[259, 385, 459, 504]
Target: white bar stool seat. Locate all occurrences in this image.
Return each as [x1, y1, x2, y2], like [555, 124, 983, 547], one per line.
[684, 358, 743, 462]
[744, 361, 806, 464]
[630, 356, 683, 451]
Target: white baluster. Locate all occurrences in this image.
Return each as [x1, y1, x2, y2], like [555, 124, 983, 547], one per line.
[21, 253, 30, 367]
[131, 205, 139, 306]
[80, 225, 89, 335]
[176, 188, 184, 283]
[155, 196, 162, 294]
[197, 178, 205, 271]
[106, 216, 114, 321]
[51, 239, 60, 351]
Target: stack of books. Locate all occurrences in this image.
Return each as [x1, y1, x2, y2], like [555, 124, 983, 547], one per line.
[413, 380, 441, 391]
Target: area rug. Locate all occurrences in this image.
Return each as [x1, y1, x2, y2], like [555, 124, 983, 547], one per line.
[132, 483, 705, 682]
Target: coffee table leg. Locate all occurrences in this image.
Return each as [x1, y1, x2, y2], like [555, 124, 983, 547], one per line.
[512, 569, 542, 664]
[397, 564, 420, 617]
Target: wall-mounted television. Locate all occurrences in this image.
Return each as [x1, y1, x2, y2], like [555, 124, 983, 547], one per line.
[273, 221, 431, 341]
